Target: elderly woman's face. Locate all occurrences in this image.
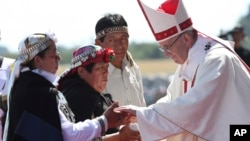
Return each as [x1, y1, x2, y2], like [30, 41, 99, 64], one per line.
[82, 62, 109, 92]
[35, 40, 61, 74]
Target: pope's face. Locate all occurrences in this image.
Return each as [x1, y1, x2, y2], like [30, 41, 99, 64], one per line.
[160, 34, 189, 64]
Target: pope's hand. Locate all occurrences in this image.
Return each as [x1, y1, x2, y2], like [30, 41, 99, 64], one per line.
[114, 105, 138, 117]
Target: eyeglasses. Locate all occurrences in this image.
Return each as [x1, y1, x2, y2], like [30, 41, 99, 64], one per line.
[159, 34, 182, 52]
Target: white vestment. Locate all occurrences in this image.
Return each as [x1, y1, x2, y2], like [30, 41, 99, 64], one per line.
[135, 33, 250, 141]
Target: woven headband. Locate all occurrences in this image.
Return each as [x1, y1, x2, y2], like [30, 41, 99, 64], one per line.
[96, 26, 128, 39]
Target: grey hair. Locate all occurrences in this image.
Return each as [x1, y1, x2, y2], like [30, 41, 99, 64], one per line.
[183, 29, 198, 40]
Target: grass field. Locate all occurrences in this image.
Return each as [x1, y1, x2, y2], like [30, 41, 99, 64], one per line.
[57, 59, 177, 76]
[135, 59, 177, 75]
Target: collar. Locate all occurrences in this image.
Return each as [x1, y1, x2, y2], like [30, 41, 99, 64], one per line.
[32, 69, 58, 85]
[179, 33, 213, 81]
[108, 54, 129, 73]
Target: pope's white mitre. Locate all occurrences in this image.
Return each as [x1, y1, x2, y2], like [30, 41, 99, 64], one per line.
[137, 0, 193, 43]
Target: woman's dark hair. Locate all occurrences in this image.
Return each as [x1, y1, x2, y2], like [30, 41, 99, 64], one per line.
[57, 62, 96, 91]
[84, 63, 95, 73]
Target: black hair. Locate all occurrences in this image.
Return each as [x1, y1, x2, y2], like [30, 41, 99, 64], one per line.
[84, 62, 95, 73]
[95, 13, 128, 42]
[57, 62, 96, 91]
[26, 43, 51, 70]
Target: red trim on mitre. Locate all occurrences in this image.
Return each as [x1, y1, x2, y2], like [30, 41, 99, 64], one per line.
[154, 18, 192, 41]
[137, 0, 192, 41]
[137, 0, 179, 41]
[155, 26, 178, 41]
[180, 18, 192, 30]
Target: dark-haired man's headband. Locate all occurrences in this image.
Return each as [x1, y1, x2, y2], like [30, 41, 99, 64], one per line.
[96, 26, 128, 39]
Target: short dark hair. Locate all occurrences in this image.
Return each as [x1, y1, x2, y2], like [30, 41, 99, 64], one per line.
[95, 13, 128, 41]
[230, 25, 244, 34]
[26, 43, 51, 70]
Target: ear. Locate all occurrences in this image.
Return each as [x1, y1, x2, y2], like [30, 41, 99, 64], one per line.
[182, 33, 193, 48]
[33, 56, 42, 67]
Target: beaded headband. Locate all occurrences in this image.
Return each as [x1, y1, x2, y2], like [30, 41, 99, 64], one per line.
[59, 45, 115, 80]
[71, 46, 115, 69]
[96, 26, 128, 39]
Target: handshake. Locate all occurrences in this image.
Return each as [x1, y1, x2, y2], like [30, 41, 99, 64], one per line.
[103, 101, 140, 141]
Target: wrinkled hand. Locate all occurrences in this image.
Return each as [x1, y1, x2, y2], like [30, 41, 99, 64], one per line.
[119, 114, 138, 126]
[114, 105, 138, 117]
[119, 124, 141, 141]
[103, 101, 127, 129]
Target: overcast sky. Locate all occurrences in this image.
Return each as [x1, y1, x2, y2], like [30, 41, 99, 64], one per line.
[0, 0, 249, 52]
